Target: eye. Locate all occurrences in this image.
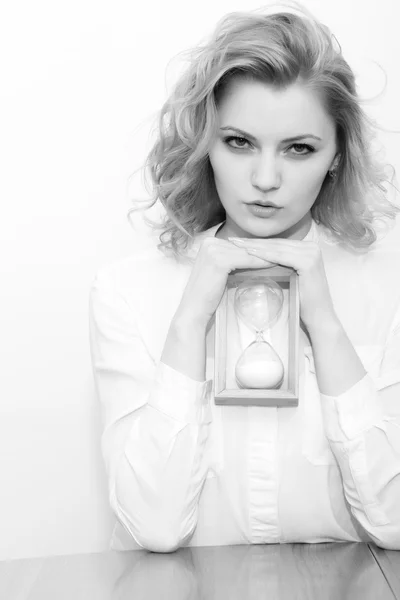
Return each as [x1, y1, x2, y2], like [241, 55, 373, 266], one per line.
[223, 135, 252, 150]
[289, 143, 315, 156]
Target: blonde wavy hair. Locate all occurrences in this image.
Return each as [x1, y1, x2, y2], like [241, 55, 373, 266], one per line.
[127, 2, 399, 260]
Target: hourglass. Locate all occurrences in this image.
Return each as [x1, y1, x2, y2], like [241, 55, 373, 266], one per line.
[214, 265, 299, 407]
[234, 277, 284, 389]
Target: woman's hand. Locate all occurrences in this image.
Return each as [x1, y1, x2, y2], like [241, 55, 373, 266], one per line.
[228, 236, 368, 396]
[229, 237, 337, 333]
[176, 237, 275, 329]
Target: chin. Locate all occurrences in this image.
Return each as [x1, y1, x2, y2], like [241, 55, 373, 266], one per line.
[241, 217, 285, 238]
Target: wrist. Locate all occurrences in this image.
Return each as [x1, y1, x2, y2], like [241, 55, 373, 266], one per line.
[305, 309, 342, 340]
[173, 309, 209, 333]
[304, 310, 367, 397]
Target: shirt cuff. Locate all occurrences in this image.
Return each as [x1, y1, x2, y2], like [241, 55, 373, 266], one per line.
[320, 374, 384, 442]
[147, 361, 213, 424]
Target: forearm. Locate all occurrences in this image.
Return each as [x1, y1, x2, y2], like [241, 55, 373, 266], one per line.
[161, 312, 208, 382]
[307, 312, 366, 396]
[318, 374, 400, 549]
[307, 313, 400, 548]
[112, 403, 210, 552]
[110, 314, 212, 551]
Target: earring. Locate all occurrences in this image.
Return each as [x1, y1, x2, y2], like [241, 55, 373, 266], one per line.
[328, 168, 337, 180]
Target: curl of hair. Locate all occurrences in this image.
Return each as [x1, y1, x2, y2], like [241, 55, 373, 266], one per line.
[127, 1, 400, 261]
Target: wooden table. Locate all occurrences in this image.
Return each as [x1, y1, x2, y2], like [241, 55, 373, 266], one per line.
[0, 543, 398, 599]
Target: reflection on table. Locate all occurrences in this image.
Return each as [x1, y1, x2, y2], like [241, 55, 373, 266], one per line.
[4, 542, 397, 600]
[113, 543, 393, 600]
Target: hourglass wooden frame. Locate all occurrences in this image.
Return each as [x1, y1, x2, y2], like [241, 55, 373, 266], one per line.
[214, 266, 299, 407]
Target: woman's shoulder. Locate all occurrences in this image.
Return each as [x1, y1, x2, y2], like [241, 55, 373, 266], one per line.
[91, 243, 184, 296]
[317, 217, 400, 310]
[317, 217, 400, 264]
[93, 222, 223, 284]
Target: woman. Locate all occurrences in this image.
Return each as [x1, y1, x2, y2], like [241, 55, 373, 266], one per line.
[89, 5, 400, 552]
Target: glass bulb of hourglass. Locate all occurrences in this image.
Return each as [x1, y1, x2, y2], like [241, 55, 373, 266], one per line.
[234, 277, 284, 389]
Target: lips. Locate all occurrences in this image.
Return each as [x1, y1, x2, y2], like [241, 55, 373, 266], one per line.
[249, 202, 280, 208]
[246, 203, 281, 218]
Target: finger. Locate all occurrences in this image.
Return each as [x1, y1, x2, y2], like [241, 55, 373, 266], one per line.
[245, 247, 301, 270]
[229, 237, 305, 249]
[230, 239, 320, 261]
[235, 252, 277, 269]
[225, 244, 277, 266]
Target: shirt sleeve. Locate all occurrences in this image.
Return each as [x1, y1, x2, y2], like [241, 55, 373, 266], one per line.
[88, 268, 214, 553]
[319, 304, 400, 550]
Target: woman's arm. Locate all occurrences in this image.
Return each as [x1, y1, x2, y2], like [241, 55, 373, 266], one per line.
[161, 311, 208, 382]
[89, 268, 213, 553]
[309, 309, 400, 550]
[307, 313, 366, 395]
[230, 236, 400, 549]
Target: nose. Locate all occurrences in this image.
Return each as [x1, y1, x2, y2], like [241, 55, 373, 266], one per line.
[251, 152, 281, 192]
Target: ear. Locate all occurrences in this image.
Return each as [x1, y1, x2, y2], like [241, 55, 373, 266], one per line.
[330, 153, 341, 170]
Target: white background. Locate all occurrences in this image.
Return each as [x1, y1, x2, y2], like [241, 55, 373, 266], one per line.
[1, 0, 399, 560]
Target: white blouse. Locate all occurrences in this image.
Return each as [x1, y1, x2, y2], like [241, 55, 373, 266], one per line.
[88, 219, 400, 552]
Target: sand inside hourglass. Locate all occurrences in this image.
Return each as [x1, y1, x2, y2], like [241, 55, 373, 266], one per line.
[235, 337, 284, 389]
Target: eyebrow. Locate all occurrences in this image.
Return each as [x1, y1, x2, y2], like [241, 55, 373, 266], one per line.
[220, 126, 322, 143]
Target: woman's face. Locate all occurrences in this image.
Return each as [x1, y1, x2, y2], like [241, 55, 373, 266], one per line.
[208, 77, 338, 240]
